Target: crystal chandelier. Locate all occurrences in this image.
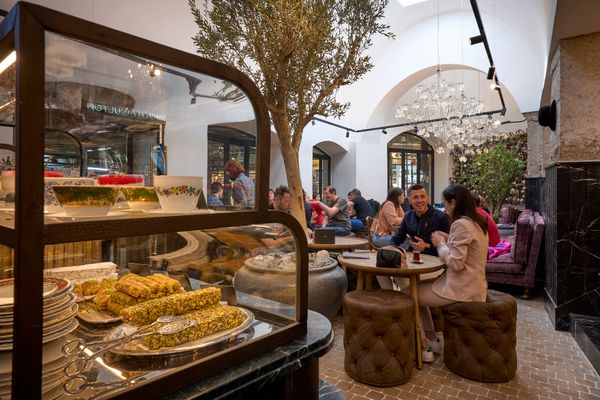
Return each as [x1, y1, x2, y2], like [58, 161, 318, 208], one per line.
[395, 69, 501, 154]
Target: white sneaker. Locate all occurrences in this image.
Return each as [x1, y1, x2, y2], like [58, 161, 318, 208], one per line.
[427, 337, 443, 353]
[422, 347, 435, 363]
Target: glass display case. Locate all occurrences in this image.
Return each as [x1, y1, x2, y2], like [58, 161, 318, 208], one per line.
[0, 3, 308, 399]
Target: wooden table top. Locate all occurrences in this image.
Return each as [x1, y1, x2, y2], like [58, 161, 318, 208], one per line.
[308, 236, 369, 251]
[338, 251, 444, 276]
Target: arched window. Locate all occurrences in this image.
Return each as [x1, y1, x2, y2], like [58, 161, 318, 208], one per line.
[312, 146, 330, 199]
[387, 132, 434, 199]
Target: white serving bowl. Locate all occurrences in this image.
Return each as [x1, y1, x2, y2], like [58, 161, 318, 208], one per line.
[153, 176, 203, 213]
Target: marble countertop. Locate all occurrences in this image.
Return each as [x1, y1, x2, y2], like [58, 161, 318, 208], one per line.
[163, 310, 334, 400]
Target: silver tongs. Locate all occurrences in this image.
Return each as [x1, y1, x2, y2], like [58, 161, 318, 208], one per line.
[62, 316, 196, 377]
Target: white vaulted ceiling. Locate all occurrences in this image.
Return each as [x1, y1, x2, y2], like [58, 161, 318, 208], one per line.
[0, 0, 556, 129]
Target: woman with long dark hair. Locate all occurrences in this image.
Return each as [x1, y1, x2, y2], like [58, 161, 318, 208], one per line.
[369, 187, 405, 248]
[403, 183, 488, 363]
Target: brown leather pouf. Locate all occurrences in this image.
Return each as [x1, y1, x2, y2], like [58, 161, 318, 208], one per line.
[343, 289, 415, 386]
[442, 290, 517, 382]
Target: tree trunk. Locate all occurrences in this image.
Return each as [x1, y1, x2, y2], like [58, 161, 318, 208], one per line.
[275, 122, 308, 231]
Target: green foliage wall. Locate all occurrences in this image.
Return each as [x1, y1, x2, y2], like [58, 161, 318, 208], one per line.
[450, 130, 527, 207]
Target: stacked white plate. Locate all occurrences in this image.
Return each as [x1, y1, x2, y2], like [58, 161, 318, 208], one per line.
[0, 278, 78, 399]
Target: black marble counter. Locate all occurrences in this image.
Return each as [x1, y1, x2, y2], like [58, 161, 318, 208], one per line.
[163, 310, 334, 400]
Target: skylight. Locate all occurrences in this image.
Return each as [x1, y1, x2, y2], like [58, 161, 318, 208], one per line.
[398, 0, 429, 7]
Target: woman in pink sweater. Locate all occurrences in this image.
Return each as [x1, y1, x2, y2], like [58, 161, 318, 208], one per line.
[369, 187, 405, 248]
[403, 184, 489, 362]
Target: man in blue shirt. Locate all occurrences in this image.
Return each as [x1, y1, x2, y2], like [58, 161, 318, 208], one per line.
[207, 181, 224, 206]
[391, 184, 450, 257]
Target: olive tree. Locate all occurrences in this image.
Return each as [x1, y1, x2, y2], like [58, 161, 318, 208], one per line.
[189, 0, 392, 227]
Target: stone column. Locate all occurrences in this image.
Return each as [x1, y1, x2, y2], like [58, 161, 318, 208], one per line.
[525, 111, 544, 211]
[544, 31, 600, 330]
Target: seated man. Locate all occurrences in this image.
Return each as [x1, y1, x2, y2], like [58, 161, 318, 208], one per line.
[348, 188, 375, 232]
[207, 181, 224, 206]
[318, 186, 351, 236]
[269, 185, 291, 212]
[391, 183, 450, 257]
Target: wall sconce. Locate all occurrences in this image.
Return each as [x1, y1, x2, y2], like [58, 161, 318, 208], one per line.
[538, 100, 556, 131]
[469, 34, 485, 45]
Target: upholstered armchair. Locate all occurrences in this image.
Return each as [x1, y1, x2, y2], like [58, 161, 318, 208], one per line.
[486, 210, 545, 299]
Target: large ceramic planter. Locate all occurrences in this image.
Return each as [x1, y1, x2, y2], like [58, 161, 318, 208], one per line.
[234, 255, 347, 319]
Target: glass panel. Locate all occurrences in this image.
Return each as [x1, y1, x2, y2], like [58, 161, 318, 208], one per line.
[322, 158, 330, 189]
[389, 151, 403, 189]
[404, 153, 418, 189]
[43, 224, 302, 398]
[44, 32, 258, 217]
[0, 46, 15, 216]
[388, 132, 424, 150]
[419, 152, 432, 197]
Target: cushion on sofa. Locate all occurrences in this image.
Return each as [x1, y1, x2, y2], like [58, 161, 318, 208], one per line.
[485, 261, 526, 274]
[511, 212, 533, 264]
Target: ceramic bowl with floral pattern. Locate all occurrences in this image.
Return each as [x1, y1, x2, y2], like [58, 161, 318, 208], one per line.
[44, 177, 95, 214]
[121, 187, 160, 211]
[52, 185, 118, 216]
[153, 176, 203, 213]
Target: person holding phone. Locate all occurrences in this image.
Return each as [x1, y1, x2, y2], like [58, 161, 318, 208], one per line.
[402, 183, 489, 363]
[390, 184, 450, 256]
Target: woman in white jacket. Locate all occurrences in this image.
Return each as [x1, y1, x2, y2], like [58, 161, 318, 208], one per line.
[404, 184, 488, 362]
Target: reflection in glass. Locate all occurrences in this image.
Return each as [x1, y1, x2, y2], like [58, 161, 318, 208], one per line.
[43, 32, 258, 210]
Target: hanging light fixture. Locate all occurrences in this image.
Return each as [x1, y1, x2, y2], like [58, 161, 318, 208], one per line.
[394, 0, 500, 153]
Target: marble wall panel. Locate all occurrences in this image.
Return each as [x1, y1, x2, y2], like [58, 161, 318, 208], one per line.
[544, 162, 600, 329]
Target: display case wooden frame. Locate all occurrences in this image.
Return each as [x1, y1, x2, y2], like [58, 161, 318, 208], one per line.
[1, 2, 309, 399]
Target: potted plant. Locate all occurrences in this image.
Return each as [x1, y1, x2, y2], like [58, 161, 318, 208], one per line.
[469, 144, 525, 220]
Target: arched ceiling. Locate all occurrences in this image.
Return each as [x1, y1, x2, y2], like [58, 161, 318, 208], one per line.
[334, 0, 556, 129]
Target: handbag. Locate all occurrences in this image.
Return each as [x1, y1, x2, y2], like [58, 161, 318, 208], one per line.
[376, 245, 407, 269]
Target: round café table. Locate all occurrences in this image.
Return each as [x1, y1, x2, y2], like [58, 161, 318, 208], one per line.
[308, 236, 369, 252]
[338, 251, 445, 369]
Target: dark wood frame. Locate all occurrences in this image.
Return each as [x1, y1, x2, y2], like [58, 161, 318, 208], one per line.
[3, 3, 308, 399]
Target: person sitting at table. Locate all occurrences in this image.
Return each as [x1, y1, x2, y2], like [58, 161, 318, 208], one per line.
[207, 181, 224, 206]
[370, 187, 405, 248]
[269, 185, 291, 212]
[474, 193, 500, 246]
[318, 186, 351, 236]
[391, 183, 450, 256]
[347, 189, 375, 232]
[403, 183, 488, 363]
[309, 195, 325, 227]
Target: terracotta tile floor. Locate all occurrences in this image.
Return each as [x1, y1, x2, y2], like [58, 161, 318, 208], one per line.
[319, 290, 600, 400]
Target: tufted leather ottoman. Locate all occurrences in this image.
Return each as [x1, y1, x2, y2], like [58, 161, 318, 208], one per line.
[343, 289, 415, 386]
[442, 290, 517, 382]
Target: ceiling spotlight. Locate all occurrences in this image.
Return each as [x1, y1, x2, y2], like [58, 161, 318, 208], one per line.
[490, 82, 501, 90]
[469, 34, 485, 45]
[500, 108, 507, 117]
[486, 66, 495, 80]
[190, 97, 197, 105]
[311, 119, 315, 126]
[382, 129, 387, 134]
[346, 130, 350, 138]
